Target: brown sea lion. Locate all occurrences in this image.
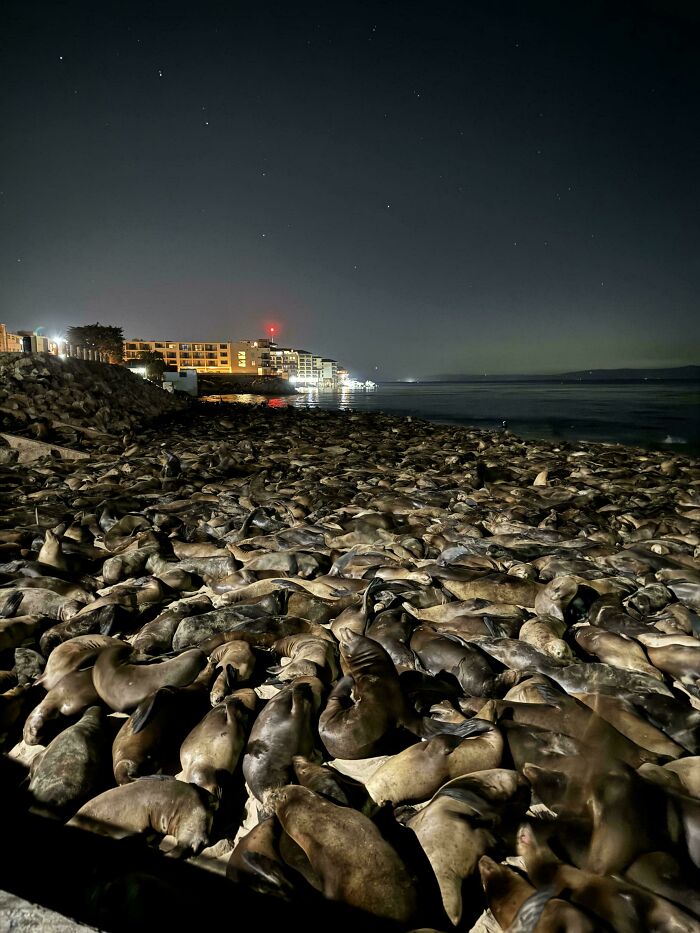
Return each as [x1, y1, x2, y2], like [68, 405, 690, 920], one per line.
[242, 677, 324, 809]
[112, 684, 210, 784]
[23, 668, 100, 746]
[318, 631, 414, 759]
[0, 615, 46, 653]
[226, 816, 294, 893]
[28, 706, 110, 812]
[38, 635, 123, 691]
[292, 755, 350, 806]
[208, 640, 256, 703]
[180, 690, 256, 796]
[269, 784, 416, 922]
[516, 823, 698, 933]
[68, 775, 215, 856]
[625, 851, 700, 920]
[93, 643, 206, 712]
[478, 855, 596, 932]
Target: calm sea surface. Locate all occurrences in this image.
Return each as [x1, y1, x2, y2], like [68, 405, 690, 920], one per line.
[203, 380, 700, 453]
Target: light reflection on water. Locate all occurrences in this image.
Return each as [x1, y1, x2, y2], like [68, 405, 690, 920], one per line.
[202, 381, 700, 452]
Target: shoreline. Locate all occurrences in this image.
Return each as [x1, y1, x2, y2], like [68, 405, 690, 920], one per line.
[1, 400, 699, 930]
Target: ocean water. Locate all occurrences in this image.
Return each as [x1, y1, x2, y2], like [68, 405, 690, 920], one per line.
[203, 380, 700, 453]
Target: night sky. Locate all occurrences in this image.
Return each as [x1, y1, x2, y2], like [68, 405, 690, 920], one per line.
[2, 1, 699, 378]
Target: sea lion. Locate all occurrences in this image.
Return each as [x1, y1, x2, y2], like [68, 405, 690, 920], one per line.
[516, 822, 698, 932]
[365, 722, 503, 806]
[39, 605, 122, 655]
[13, 646, 45, 685]
[478, 855, 595, 932]
[226, 816, 295, 893]
[665, 756, 700, 798]
[270, 633, 339, 683]
[410, 626, 504, 696]
[574, 625, 663, 681]
[0, 615, 47, 652]
[242, 677, 324, 809]
[208, 640, 256, 703]
[180, 690, 256, 796]
[404, 786, 495, 926]
[23, 668, 100, 746]
[518, 617, 573, 662]
[318, 631, 413, 759]
[571, 691, 686, 758]
[269, 784, 416, 922]
[292, 755, 350, 806]
[112, 685, 210, 784]
[625, 851, 700, 920]
[38, 635, 123, 691]
[93, 643, 206, 712]
[28, 706, 110, 812]
[68, 775, 215, 856]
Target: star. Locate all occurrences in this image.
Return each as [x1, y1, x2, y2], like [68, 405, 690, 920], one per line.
[157, 69, 163, 78]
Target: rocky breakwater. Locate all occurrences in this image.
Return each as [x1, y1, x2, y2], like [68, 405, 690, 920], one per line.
[1, 403, 700, 931]
[0, 353, 188, 451]
[197, 372, 297, 397]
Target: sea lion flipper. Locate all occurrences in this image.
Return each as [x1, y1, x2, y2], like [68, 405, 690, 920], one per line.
[533, 681, 567, 707]
[420, 716, 493, 739]
[0, 591, 23, 619]
[241, 850, 293, 890]
[507, 883, 558, 933]
[131, 688, 170, 734]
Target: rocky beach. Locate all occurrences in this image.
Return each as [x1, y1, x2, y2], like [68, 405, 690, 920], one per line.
[1, 357, 700, 931]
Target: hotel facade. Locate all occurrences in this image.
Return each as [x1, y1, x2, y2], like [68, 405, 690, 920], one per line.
[123, 336, 341, 387]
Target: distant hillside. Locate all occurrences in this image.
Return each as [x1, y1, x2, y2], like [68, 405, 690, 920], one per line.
[422, 365, 700, 383]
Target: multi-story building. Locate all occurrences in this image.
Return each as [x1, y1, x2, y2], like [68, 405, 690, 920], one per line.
[269, 346, 300, 378]
[123, 337, 291, 375]
[319, 358, 338, 389]
[123, 339, 234, 373]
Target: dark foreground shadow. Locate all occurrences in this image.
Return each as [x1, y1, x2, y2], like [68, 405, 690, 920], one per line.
[0, 796, 406, 933]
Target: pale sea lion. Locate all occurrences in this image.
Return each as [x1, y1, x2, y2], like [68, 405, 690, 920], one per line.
[404, 788, 495, 926]
[365, 723, 503, 806]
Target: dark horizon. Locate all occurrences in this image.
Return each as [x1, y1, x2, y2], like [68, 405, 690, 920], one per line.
[414, 363, 700, 382]
[2, 1, 700, 379]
